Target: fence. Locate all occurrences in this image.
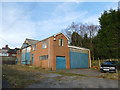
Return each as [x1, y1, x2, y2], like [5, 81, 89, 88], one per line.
[1, 56, 16, 64]
[91, 59, 119, 67]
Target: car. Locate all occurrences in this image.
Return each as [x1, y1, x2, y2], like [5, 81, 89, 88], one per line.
[100, 61, 118, 73]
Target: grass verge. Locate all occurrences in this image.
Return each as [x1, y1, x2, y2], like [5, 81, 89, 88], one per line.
[92, 67, 119, 80]
[98, 71, 119, 80]
[47, 71, 87, 77]
[2, 64, 45, 88]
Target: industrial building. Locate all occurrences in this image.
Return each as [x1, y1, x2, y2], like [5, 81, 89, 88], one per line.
[16, 32, 91, 70]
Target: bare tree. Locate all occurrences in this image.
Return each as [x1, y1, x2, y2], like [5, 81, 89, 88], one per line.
[86, 24, 100, 61]
[62, 22, 99, 58]
[62, 22, 79, 45]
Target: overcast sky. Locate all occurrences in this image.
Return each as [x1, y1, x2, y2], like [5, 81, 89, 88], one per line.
[1, 1, 118, 49]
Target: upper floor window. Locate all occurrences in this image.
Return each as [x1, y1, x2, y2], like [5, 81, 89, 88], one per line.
[59, 39, 63, 46]
[42, 40, 47, 49]
[23, 43, 28, 47]
[33, 44, 36, 51]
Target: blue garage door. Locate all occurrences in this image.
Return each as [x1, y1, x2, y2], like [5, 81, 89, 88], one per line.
[70, 52, 89, 68]
[26, 52, 30, 64]
[56, 56, 66, 69]
[17, 57, 19, 64]
[31, 54, 33, 64]
[21, 52, 26, 64]
[21, 47, 31, 65]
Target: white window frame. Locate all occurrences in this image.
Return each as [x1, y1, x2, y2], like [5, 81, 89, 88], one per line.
[33, 44, 36, 51]
[59, 39, 63, 46]
[42, 40, 47, 49]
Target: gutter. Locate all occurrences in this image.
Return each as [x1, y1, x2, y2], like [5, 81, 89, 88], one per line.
[68, 45, 90, 51]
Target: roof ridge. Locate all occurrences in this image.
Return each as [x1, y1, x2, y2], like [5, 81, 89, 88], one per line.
[38, 32, 68, 43]
[26, 38, 39, 41]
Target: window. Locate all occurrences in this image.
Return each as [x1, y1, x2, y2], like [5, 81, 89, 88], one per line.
[39, 55, 48, 60]
[33, 44, 36, 51]
[24, 43, 28, 47]
[42, 40, 47, 49]
[12, 54, 16, 56]
[59, 39, 63, 46]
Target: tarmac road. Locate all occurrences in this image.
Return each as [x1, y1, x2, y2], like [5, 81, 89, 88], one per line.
[2, 78, 10, 88]
[26, 69, 119, 88]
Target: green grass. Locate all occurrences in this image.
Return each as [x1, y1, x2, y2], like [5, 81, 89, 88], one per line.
[2, 64, 45, 88]
[47, 71, 87, 77]
[34, 67, 40, 70]
[98, 72, 119, 80]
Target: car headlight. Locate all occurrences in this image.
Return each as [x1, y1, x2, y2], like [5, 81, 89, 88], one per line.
[100, 67, 103, 69]
[109, 67, 115, 69]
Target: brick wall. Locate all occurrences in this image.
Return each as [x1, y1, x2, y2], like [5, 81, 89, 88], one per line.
[30, 33, 70, 70]
[17, 33, 70, 70]
[53, 33, 70, 70]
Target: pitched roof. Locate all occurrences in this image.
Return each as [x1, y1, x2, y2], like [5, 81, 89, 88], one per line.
[21, 38, 39, 48]
[38, 32, 69, 43]
[26, 38, 39, 45]
[7, 49, 16, 54]
[21, 32, 68, 48]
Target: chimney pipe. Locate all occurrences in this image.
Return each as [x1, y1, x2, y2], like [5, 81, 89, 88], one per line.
[6, 45, 8, 48]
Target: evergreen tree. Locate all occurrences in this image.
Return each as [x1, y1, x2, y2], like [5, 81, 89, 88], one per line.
[82, 34, 90, 49]
[70, 32, 82, 47]
[94, 9, 120, 59]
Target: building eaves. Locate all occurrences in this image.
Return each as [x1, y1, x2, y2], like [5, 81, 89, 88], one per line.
[68, 45, 90, 51]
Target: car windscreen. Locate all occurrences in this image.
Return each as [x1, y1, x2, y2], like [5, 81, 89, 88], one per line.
[103, 61, 117, 65]
[111, 61, 118, 64]
[104, 62, 112, 65]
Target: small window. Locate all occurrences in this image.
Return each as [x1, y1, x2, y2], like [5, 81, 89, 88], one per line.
[39, 55, 48, 60]
[33, 44, 36, 51]
[24, 43, 28, 47]
[42, 40, 47, 49]
[59, 39, 63, 46]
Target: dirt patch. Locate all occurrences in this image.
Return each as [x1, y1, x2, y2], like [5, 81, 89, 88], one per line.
[98, 72, 118, 80]
[44, 73, 62, 77]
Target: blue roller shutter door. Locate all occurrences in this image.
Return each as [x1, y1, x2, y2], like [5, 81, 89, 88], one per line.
[70, 52, 89, 68]
[56, 56, 66, 69]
